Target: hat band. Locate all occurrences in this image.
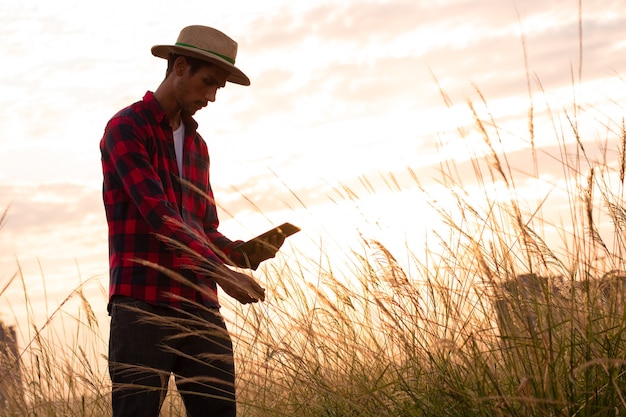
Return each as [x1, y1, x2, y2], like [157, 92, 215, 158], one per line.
[175, 42, 236, 64]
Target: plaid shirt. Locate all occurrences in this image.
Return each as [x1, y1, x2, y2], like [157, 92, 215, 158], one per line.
[100, 91, 244, 310]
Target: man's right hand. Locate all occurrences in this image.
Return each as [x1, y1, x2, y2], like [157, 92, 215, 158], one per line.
[211, 265, 265, 304]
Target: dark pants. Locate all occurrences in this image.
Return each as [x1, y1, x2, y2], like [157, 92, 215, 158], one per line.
[108, 296, 236, 417]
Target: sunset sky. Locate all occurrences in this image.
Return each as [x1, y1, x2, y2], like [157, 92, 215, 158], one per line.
[1, 0, 626, 340]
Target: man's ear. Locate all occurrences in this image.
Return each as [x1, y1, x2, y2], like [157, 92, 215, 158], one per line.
[173, 56, 188, 76]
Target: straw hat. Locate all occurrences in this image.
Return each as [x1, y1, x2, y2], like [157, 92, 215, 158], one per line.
[151, 25, 250, 86]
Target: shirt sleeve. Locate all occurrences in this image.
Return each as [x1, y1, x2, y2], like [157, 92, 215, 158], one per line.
[101, 116, 224, 268]
[200, 176, 250, 267]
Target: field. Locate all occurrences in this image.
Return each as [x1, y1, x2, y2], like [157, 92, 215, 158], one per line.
[2, 83, 626, 416]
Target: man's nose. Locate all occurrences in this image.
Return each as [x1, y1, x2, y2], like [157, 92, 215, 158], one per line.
[206, 87, 218, 102]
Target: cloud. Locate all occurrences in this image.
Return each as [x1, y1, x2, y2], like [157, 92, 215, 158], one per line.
[238, 0, 626, 108]
[0, 183, 103, 238]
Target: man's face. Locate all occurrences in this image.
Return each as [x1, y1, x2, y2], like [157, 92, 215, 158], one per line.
[175, 59, 230, 116]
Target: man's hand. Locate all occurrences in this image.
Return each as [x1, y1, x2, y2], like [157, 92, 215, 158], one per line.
[242, 233, 286, 269]
[212, 264, 265, 304]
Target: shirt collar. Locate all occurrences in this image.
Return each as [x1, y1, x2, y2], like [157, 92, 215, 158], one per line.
[142, 91, 199, 132]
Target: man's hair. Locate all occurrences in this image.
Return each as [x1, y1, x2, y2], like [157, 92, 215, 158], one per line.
[166, 53, 214, 77]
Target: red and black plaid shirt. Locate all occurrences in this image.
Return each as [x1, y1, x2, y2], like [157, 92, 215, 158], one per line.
[100, 91, 244, 310]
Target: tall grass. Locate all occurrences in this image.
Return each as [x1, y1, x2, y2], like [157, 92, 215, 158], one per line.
[229, 88, 626, 416]
[0, 228, 109, 416]
[2, 89, 626, 416]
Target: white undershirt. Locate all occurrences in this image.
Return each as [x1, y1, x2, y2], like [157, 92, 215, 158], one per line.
[173, 123, 185, 178]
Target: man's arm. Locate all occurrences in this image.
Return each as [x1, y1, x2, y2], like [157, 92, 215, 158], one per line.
[101, 118, 264, 303]
[101, 118, 223, 265]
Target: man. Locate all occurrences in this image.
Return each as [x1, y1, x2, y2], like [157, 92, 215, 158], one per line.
[100, 25, 281, 416]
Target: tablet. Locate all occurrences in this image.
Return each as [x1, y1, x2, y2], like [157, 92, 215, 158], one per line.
[238, 222, 301, 253]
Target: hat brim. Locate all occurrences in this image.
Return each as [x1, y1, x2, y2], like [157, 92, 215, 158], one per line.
[151, 44, 250, 86]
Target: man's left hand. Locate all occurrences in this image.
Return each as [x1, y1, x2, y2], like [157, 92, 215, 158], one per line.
[237, 233, 285, 270]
